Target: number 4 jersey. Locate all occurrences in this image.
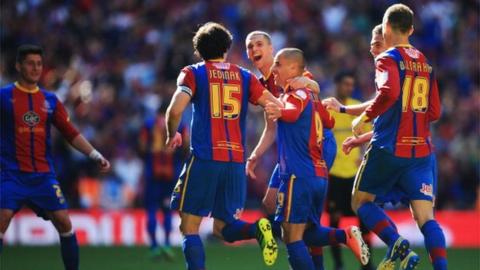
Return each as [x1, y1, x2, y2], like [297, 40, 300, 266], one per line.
[366, 45, 441, 158]
[176, 60, 265, 163]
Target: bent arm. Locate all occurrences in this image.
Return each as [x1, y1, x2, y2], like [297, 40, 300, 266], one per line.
[166, 90, 191, 139]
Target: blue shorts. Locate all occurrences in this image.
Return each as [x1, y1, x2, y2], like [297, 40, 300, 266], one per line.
[268, 163, 281, 189]
[0, 171, 68, 212]
[275, 174, 328, 227]
[323, 128, 337, 171]
[268, 128, 336, 189]
[355, 146, 434, 202]
[170, 156, 246, 224]
[145, 179, 176, 210]
[375, 154, 438, 206]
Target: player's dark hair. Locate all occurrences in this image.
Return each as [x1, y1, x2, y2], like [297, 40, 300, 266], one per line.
[193, 22, 233, 61]
[372, 24, 383, 36]
[246, 31, 272, 44]
[384, 4, 414, 34]
[334, 70, 355, 84]
[16, 44, 43, 63]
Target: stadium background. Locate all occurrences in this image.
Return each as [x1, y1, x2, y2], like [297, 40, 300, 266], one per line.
[0, 0, 479, 269]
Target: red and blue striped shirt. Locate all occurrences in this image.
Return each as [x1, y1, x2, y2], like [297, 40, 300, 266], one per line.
[366, 45, 441, 158]
[277, 87, 335, 178]
[177, 61, 265, 163]
[0, 82, 79, 173]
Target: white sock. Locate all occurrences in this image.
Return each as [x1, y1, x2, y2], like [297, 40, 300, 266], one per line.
[60, 230, 74, 238]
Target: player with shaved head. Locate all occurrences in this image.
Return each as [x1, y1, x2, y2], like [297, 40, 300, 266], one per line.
[255, 48, 370, 270]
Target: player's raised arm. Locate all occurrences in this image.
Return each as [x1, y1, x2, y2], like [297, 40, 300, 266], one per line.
[364, 57, 401, 121]
[249, 75, 283, 108]
[323, 97, 374, 116]
[287, 75, 320, 94]
[265, 91, 308, 122]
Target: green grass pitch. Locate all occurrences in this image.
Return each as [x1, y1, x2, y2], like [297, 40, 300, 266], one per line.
[1, 244, 478, 269]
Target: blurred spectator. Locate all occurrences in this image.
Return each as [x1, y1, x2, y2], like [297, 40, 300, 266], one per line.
[1, 0, 478, 210]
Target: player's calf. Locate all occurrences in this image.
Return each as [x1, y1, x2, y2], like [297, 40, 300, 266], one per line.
[421, 220, 447, 270]
[59, 230, 79, 270]
[283, 222, 313, 269]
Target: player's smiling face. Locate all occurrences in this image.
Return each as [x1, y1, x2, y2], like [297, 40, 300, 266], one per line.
[246, 34, 273, 71]
[271, 55, 291, 87]
[370, 33, 386, 58]
[16, 54, 43, 84]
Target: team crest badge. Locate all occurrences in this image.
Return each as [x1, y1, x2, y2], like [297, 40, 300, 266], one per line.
[294, 90, 307, 100]
[375, 71, 389, 88]
[404, 47, 419, 59]
[23, 111, 40, 127]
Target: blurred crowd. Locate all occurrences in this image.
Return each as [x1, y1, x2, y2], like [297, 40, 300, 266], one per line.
[1, 0, 478, 210]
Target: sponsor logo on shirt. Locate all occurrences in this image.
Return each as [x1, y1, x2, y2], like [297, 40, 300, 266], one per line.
[23, 111, 40, 127]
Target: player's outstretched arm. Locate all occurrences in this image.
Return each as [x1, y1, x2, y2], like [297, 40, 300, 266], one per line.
[51, 96, 110, 172]
[246, 113, 277, 179]
[166, 90, 191, 148]
[256, 90, 283, 108]
[323, 97, 373, 116]
[70, 135, 111, 172]
[342, 131, 373, 155]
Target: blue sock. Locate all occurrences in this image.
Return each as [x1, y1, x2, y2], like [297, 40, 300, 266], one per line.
[146, 208, 158, 249]
[268, 214, 282, 239]
[303, 226, 346, 246]
[309, 246, 324, 270]
[0, 237, 3, 254]
[163, 208, 172, 246]
[421, 220, 447, 270]
[221, 220, 256, 243]
[182, 235, 205, 270]
[357, 202, 400, 247]
[287, 241, 315, 270]
[60, 233, 79, 270]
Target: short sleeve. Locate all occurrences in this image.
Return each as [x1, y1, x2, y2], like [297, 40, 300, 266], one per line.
[248, 74, 266, 104]
[53, 98, 80, 142]
[177, 67, 196, 97]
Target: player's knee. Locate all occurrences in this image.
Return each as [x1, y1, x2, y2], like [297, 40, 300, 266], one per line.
[179, 220, 196, 235]
[53, 215, 72, 234]
[351, 191, 374, 214]
[179, 219, 190, 234]
[351, 197, 362, 214]
[412, 211, 434, 228]
[0, 210, 15, 233]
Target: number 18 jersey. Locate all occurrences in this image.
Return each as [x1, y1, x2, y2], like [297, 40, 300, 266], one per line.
[176, 60, 265, 163]
[366, 45, 441, 158]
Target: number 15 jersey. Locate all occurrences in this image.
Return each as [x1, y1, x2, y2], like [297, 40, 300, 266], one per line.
[177, 60, 265, 163]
